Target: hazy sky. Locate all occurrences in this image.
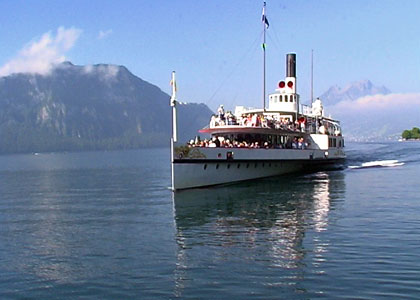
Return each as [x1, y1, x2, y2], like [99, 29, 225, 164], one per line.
[1, 0, 419, 111]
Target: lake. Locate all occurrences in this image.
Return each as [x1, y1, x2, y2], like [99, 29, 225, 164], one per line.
[1, 142, 420, 299]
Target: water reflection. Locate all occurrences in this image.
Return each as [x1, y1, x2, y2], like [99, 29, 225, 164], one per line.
[172, 171, 346, 296]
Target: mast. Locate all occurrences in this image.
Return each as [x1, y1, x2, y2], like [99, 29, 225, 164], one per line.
[170, 71, 177, 142]
[170, 71, 177, 191]
[311, 49, 314, 104]
[262, 1, 269, 112]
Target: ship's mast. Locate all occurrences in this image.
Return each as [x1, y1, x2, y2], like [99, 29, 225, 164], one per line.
[262, 1, 269, 112]
[170, 71, 177, 142]
[170, 71, 177, 191]
[311, 49, 314, 104]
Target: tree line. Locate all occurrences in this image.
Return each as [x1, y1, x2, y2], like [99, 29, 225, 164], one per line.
[402, 127, 420, 140]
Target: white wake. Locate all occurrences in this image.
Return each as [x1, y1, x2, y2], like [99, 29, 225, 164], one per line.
[348, 160, 405, 169]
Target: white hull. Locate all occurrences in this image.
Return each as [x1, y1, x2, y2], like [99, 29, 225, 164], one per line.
[172, 145, 345, 190]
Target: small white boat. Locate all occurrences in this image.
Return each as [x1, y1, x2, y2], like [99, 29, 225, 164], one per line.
[170, 3, 345, 190]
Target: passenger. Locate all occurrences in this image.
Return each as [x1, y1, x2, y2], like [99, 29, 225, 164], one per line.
[213, 137, 221, 147]
[246, 114, 252, 127]
[298, 137, 303, 149]
[292, 137, 298, 149]
[210, 115, 217, 128]
[251, 114, 258, 127]
[217, 105, 225, 120]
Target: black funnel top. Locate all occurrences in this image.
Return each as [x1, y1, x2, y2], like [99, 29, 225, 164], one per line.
[286, 53, 296, 77]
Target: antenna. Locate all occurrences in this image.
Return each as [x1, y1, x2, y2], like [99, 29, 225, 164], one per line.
[311, 49, 314, 104]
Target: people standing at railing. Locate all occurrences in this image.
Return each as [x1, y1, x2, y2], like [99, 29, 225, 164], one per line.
[217, 105, 225, 120]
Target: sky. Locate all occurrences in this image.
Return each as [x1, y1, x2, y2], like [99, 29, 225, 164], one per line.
[1, 0, 420, 112]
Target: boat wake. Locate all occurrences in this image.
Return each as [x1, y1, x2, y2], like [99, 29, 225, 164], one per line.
[348, 160, 404, 170]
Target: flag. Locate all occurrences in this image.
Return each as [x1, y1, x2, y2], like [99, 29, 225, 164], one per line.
[262, 2, 269, 29]
[170, 79, 177, 92]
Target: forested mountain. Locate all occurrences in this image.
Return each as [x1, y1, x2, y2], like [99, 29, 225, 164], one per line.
[0, 62, 213, 153]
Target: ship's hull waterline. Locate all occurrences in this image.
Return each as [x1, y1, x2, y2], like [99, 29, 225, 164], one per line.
[172, 146, 345, 190]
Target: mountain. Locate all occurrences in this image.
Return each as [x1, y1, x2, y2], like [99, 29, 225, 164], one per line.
[319, 80, 391, 106]
[321, 81, 420, 141]
[0, 62, 213, 154]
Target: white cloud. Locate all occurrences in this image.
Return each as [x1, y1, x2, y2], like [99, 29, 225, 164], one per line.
[0, 27, 82, 77]
[97, 29, 113, 40]
[83, 64, 119, 81]
[328, 93, 420, 113]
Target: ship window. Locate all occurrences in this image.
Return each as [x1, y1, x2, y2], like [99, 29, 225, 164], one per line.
[269, 163, 272, 167]
[285, 95, 288, 102]
[255, 163, 258, 168]
[274, 96, 278, 103]
[246, 163, 250, 168]
[227, 164, 231, 169]
[262, 163, 265, 168]
[237, 164, 240, 169]
[216, 164, 219, 169]
[227, 151, 234, 160]
[279, 95, 283, 102]
[204, 164, 207, 170]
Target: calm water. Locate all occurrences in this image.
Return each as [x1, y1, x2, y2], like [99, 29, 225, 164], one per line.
[1, 142, 420, 299]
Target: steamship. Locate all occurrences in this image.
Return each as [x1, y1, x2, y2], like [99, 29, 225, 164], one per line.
[170, 53, 345, 190]
[170, 5, 345, 190]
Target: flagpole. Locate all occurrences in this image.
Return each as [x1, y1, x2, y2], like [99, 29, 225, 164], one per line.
[170, 71, 177, 143]
[262, 1, 267, 112]
[170, 71, 177, 191]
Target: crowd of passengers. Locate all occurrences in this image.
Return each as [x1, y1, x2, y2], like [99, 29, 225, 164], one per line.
[188, 136, 308, 150]
[212, 105, 306, 132]
[212, 105, 341, 136]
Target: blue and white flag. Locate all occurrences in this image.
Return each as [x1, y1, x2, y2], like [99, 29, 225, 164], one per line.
[262, 2, 269, 29]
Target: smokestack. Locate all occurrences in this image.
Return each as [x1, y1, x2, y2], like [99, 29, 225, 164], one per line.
[286, 53, 296, 78]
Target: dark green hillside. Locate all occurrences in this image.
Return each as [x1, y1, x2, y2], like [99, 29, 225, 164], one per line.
[0, 62, 213, 154]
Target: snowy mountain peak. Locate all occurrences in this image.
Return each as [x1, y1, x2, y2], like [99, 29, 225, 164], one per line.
[320, 80, 391, 106]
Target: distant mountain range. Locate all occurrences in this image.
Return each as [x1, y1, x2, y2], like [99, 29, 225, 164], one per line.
[322, 80, 420, 141]
[319, 79, 391, 106]
[0, 62, 213, 154]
